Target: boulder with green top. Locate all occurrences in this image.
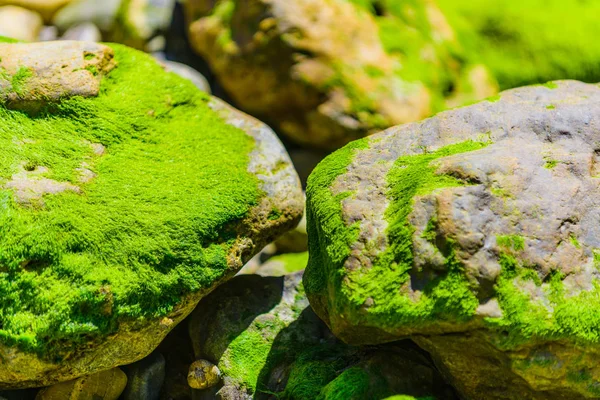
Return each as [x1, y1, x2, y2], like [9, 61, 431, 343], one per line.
[185, 0, 495, 150]
[0, 39, 302, 388]
[304, 80, 600, 399]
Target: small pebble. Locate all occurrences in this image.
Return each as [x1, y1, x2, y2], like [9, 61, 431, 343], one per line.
[187, 360, 221, 390]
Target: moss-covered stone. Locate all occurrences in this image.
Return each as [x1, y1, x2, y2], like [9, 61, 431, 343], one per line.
[189, 272, 456, 399]
[0, 40, 302, 388]
[185, 0, 496, 150]
[304, 81, 600, 398]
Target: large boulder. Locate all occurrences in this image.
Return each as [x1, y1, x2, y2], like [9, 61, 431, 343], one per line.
[0, 39, 302, 388]
[304, 80, 600, 399]
[185, 0, 496, 150]
[189, 270, 455, 399]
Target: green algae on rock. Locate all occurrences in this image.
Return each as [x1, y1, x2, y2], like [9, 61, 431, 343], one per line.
[304, 81, 600, 399]
[0, 40, 302, 388]
[184, 0, 496, 150]
[189, 271, 456, 400]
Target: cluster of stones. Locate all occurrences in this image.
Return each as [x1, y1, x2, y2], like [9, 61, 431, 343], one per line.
[2, 1, 600, 400]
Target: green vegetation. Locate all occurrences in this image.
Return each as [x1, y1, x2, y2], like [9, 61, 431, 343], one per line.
[497, 235, 525, 251]
[345, 0, 487, 111]
[266, 252, 309, 275]
[10, 66, 33, 96]
[436, 0, 600, 89]
[0, 44, 261, 357]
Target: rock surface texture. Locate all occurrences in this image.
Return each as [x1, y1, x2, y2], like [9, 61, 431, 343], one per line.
[0, 39, 302, 388]
[304, 80, 600, 399]
[185, 0, 495, 150]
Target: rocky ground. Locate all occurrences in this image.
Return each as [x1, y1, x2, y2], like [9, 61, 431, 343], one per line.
[1, 1, 600, 399]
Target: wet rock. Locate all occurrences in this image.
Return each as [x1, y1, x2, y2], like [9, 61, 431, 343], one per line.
[122, 352, 166, 400]
[304, 80, 600, 399]
[0, 5, 42, 42]
[35, 369, 127, 400]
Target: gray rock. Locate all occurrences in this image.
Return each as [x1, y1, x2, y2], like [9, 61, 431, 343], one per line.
[0, 5, 42, 42]
[274, 211, 307, 254]
[0, 40, 303, 390]
[0, 0, 72, 22]
[52, 0, 122, 32]
[122, 352, 166, 400]
[304, 80, 600, 399]
[111, 0, 175, 49]
[61, 22, 101, 42]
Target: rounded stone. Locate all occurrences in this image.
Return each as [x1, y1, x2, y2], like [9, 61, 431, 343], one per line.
[187, 360, 221, 390]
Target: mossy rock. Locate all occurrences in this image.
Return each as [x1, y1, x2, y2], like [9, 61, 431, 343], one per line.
[189, 272, 455, 400]
[184, 0, 496, 150]
[304, 81, 600, 399]
[0, 40, 302, 388]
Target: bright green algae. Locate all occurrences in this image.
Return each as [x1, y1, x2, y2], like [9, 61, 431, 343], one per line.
[436, 0, 600, 89]
[0, 44, 260, 356]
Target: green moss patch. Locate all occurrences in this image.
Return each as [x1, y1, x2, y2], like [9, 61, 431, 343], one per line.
[0, 44, 260, 357]
[304, 138, 369, 307]
[342, 141, 488, 329]
[436, 0, 600, 89]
